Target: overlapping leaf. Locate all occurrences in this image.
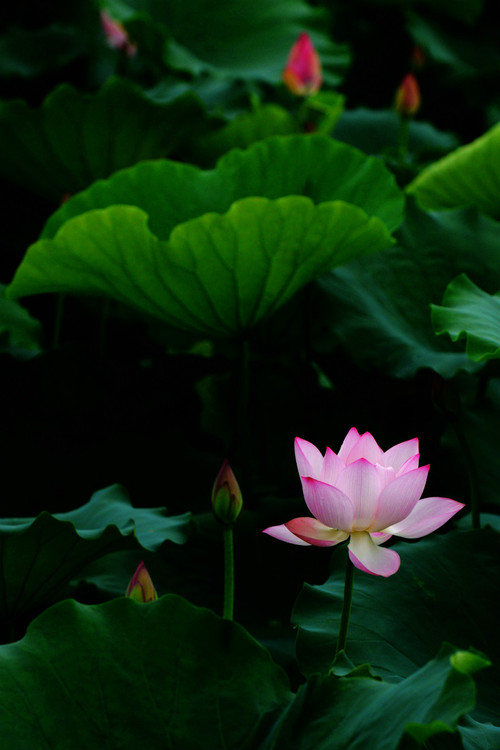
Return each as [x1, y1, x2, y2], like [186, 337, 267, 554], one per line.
[0, 284, 41, 355]
[311, 201, 500, 378]
[102, 0, 349, 85]
[42, 134, 405, 240]
[0, 77, 215, 200]
[0, 484, 191, 620]
[8, 197, 394, 338]
[432, 274, 500, 361]
[407, 122, 500, 218]
[292, 529, 499, 725]
[263, 645, 488, 750]
[0, 595, 292, 749]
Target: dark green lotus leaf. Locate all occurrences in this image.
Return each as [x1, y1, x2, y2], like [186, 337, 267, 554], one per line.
[0, 484, 191, 620]
[194, 104, 299, 164]
[42, 134, 405, 241]
[102, 0, 349, 85]
[459, 716, 500, 750]
[311, 201, 500, 378]
[333, 108, 459, 158]
[262, 644, 488, 750]
[0, 24, 84, 78]
[407, 123, 500, 219]
[9, 197, 394, 338]
[0, 284, 41, 355]
[0, 76, 215, 200]
[432, 274, 500, 361]
[292, 528, 499, 724]
[0, 595, 292, 749]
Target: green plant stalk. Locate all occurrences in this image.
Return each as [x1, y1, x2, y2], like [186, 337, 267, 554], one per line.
[52, 293, 65, 349]
[452, 418, 481, 530]
[334, 557, 355, 656]
[232, 337, 250, 489]
[223, 525, 235, 621]
[397, 115, 411, 162]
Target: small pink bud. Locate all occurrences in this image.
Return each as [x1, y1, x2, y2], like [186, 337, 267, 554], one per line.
[282, 32, 323, 96]
[211, 460, 243, 525]
[125, 561, 157, 603]
[100, 10, 137, 58]
[394, 73, 421, 117]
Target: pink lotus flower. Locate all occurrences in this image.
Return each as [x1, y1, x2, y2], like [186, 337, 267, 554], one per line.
[263, 428, 464, 577]
[282, 32, 323, 96]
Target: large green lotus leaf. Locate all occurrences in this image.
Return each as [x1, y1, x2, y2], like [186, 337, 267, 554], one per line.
[102, 0, 349, 85]
[311, 201, 500, 378]
[0, 484, 191, 620]
[407, 123, 500, 219]
[292, 528, 499, 724]
[0, 595, 292, 749]
[262, 644, 488, 750]
[9, 197, 394, 338]
[0, 76, 214, 200]
[42, 134, 405, 240]
[432, 274, 500, 361]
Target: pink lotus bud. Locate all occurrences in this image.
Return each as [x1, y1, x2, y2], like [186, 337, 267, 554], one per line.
[282, 32, 323, 96]
[100, 10, 137, 58]
[126, 561, 157, 602]
[212, 460, 243, 524]
[394, 73, 421, 117]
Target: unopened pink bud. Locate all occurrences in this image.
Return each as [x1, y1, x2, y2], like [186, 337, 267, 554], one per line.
[126, 561, 157, 603]
[100, 11, 137, 58]
[282, 32, 322, 96]
[395, 73, 421, 117]
[211, 460, 243, 524]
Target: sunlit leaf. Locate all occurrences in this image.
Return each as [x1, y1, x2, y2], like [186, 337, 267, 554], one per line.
[407, 123, 500, 219]
[9, 197, 394, 338]
[42, 134, 405, 240]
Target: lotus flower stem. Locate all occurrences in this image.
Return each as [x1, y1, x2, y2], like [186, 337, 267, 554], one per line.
[334, 557, 355, 657]
[232, 337, 250, 487]
[98, 298, 111, 358]
[52, 293, 65, 349]
[452, 419, 480, 530]
[223, 525, 235, 620]
[397, 117, 410, 163]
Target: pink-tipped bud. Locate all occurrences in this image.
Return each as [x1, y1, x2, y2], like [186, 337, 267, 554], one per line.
[100, 10, 137, 58]
[126, 561, 157, 603]
[282, 32, 323, 96]
[394, 73, 421, 117]
[211, 460, 243, 525]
